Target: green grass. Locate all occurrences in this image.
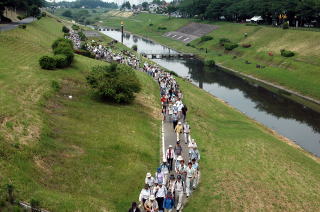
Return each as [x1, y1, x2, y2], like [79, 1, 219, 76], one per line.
[0, 17, 160, 211]
[100, 13, 320, 101]
[177, 78, 320, 211]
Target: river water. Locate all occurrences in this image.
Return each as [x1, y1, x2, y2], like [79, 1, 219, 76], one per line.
[102, 30, 320, 157]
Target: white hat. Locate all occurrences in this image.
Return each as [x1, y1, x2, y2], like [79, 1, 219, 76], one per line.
[177, 155, 183, 161]
[163, 158, 167, 162]
[146, 172, 152, 177]
[149, 195, 155, 200]
[169, 145, 173, 148]
[178, 121, 181, 124]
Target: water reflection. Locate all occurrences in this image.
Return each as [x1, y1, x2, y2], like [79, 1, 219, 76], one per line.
[102, 29, 320, 157]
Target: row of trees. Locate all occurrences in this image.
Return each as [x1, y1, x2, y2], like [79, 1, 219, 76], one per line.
[46, 0, 117, 9]
[0, 0, 43, 21]
[178, 0, 320, 26]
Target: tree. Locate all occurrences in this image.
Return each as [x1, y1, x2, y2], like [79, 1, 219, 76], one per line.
[29, 4, 40, 17]
[86, 63, 141, 104]
[142, 2, 149, 10]
[62, 10, 72, 18]
[167, 5, 177, 19]
[121, 1, 131, 10]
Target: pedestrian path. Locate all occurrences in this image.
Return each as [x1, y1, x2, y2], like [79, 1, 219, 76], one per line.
[0, 17, 35, 31]
[66, 29, 201, 212]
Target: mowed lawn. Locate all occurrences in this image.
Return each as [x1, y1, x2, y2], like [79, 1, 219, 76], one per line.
[177, 78, 320, 211]
[0, 17, 160, 211]
[101, 13, 320, 100]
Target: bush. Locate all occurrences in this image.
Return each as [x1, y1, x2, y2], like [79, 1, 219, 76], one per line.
[149, 23, 153, 26]
[132, 44, 138, 51]
[54, 54, 68, 68]
[53, 46, 74, 65]
[74, 49, 95, 58]
[17, 16, 23, 20]
[219, 38, 230, 46]
[42, 12, 46, 17]
[280, 49, 295, 57]
[282, 22, 289, 29]
[224, 42, 238, 50]
[62, 10, 73, 18]
[78, 31, 86, 41]
[200, 35, 213, 42]
[72, 24, 80, 30]
[39, 55, 57, 70]
[158, 26, 167, 30]
[18, 24, 26, 29]
[205, 59, 215, 67]
[51, 80, 61, 92]
[37, 16, 41, 20]
[86, 63, 141, 104]
[186, 43, 190, 46]
[52, 38, 73, 50]
[62, 26, 70, 33]
[242, 43, 251, 48]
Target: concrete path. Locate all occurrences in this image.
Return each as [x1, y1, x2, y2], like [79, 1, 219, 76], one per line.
[0, 17, 35, 32]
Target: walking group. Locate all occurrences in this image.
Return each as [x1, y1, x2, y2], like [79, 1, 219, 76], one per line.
[66, 29, 200, 212]
[132, 67, 201, 212]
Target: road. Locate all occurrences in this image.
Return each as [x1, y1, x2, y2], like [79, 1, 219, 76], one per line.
[0, 17, 35, 32]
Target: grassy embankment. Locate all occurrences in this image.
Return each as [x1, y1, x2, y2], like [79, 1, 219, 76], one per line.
[100, 12, 320, 101]
[0, 16, 160, 211]
[178, 78, 320, 211]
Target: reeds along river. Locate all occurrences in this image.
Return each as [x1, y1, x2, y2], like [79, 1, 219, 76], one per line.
[102, 29, 320, 158]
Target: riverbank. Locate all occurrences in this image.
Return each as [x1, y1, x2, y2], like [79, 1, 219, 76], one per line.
[0, 16, 160, 211]
[99, 12, 320, 103]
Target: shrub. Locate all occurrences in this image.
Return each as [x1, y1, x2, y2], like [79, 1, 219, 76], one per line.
[51, 80, 61, 92]
[72, 24, 80, 30]
[39, 55, 57, 70]
[282, 22, 289, 29]
[37, 16, 41, 20]
[204, 59, 215, 67]
[280, 49, 295, 57]
[158, 26, 167, 30]
[132, 44, 138, 51]
[17, 16, 23, 20]
[53, 46, 74, 65]
[62, 26, 70, 33]
[242, 43, 251, 48]
[54, 54, 68, 68]
[186, 43, 190, 46]
[224, 42, 238, 50]
[42, 12, 46, 17]
[149, 23, 153, 26]
[78, 31, 86, 41]
[219, 38, 230, 46]
[18, 24, 26, 29]
[52, 38, 73, 50]
[86, 63, 141, 104]
[74, 49, 95, 58]
[200, 35, 213, 42]
[62, 10, 73, 18]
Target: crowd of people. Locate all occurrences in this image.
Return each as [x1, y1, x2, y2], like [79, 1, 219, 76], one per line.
[66, 29, 201, 212]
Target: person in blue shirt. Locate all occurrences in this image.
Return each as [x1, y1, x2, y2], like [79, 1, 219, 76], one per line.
[163, 192, 175, 212]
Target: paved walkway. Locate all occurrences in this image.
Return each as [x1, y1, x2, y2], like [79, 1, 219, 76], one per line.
[0, 17, 35, 32]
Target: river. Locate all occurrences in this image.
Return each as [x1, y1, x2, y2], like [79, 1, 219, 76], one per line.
[101, 29, 320, 157]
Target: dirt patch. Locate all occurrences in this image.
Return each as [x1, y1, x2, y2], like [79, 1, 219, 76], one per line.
[61, 145, 85, 158]
[164, 22, 218, 43]
[135, 93, 161, 120]
[34, 156, 52, 176]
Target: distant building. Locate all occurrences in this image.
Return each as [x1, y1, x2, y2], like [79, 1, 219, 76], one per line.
[148, 4, 159, 13]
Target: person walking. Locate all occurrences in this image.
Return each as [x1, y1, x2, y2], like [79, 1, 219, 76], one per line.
[174, 142, 183, 170]
[174, 122, 183, 142]
[173, 175, 185, 212]
[155, 168, 164, 186]
[172, 112, 178, 130]
[154, 183, 167, 212]
[166, 145, 175, 172]
[160, 160, 169, 186]
[190, 146, 200, 162]
[145, 172, 155, 189]
[175, 158, 187, 182]
[128, 202, 141, 212]
[185, 162, 196, 198]
[188, 139, 197, 159]
[182, 104, 188, 121]
[139, 184, 151, 207]
[191, 158, 199, 189]
[163, 192, 175, 212]
[144, 195, 159, 212]
[183, 122, 190, 144]
[167, 174, 176, 194]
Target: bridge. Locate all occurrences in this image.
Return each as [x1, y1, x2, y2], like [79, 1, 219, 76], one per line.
[141, 53, 195, 59]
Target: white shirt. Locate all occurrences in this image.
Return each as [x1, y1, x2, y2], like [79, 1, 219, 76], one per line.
[166, 148, 175, 159]
[139, 188, 151, 201]
[145, 177, 155, 187]
[186, 166, 196, 178]
[174, 180, 184, 192]
[154, 186, 167, 198]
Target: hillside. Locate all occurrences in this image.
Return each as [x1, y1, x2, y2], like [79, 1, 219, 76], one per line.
[100, 13, 320, 101]
[0, 16, 160, 211]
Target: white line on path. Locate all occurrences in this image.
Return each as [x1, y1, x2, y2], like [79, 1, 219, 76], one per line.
[162, 120, 166, 162]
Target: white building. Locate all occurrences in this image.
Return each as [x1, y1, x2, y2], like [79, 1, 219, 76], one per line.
[148, 4, 159, 13]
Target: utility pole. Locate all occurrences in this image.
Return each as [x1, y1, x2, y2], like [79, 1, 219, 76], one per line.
[121, 21, 124, 43]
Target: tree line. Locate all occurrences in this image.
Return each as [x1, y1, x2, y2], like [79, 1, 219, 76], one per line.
[0, 0, 44, 21]
[46, 0, 118, 9]
[178, 0, 320, 27]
